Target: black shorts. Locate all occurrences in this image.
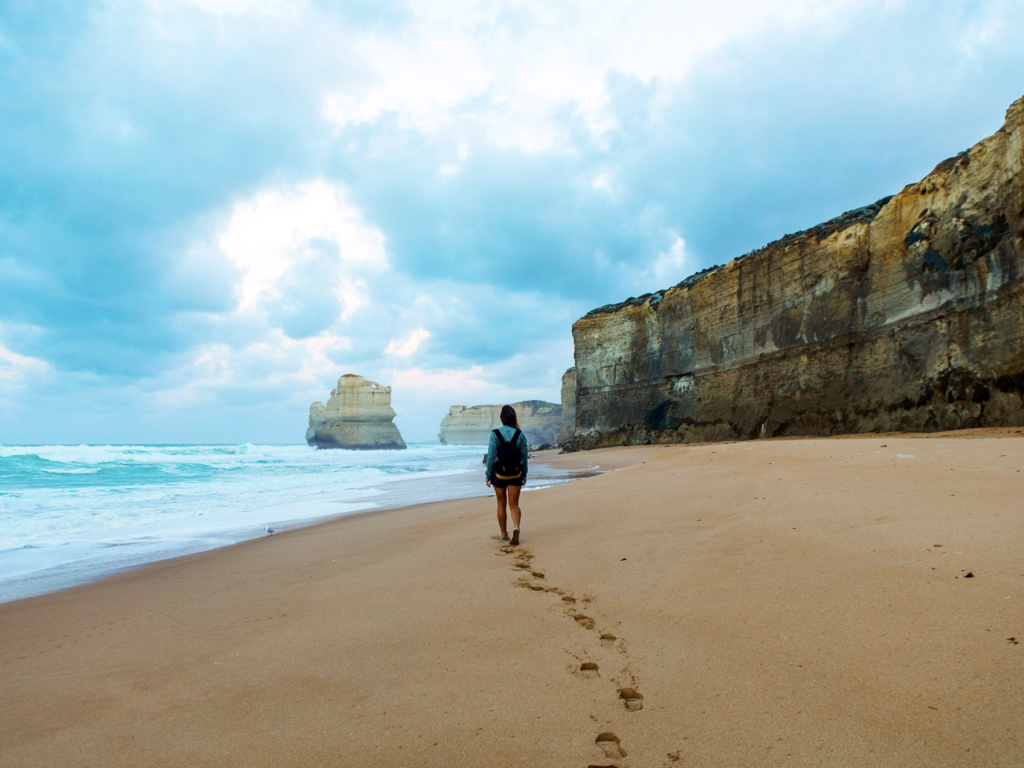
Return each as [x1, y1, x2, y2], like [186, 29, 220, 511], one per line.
[491, 475, 524, 488]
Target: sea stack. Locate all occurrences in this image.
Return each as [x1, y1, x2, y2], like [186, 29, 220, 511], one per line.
[572, 93, 1024, 449]
[438, 401, 562, 446]
[306, 375, 407, 450]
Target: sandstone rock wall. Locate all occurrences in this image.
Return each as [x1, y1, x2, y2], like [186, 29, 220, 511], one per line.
[438, 401, 563, 445]
[572, 95, 1024, 449]
[307, 374, 407, 450]
[557, 367, 576, 444]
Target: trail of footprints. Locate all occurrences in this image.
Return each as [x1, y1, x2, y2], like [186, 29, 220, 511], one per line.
[497, 544, 644, 766]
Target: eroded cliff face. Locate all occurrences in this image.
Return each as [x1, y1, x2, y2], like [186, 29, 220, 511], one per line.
[557, 367, 576, 445]
[307, 374, 407, 450]
[572, 95, 1024, 449]
[438, 401, 562, 445]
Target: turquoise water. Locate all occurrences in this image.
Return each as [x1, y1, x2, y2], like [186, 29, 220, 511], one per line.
[0, 443, 495, 602]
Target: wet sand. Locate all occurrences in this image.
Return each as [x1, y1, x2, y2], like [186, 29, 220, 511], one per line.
[2, 432, 1023, 767]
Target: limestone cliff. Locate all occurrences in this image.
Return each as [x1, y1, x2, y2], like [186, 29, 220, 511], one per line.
[572, 95, 1024, 449]
[557, 368, 576, 444]
[307, 375, 407, 450]
[438, 401, 562, 446]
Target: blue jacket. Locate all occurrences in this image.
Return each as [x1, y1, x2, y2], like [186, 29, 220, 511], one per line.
[485, 425, 529, 481]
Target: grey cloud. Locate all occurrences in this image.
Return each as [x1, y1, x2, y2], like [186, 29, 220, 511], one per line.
[265, 239, 345, 340]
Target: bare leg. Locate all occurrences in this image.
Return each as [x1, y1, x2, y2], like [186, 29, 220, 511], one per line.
[494, 485, 508, 537]
[507, 485, 522, 531]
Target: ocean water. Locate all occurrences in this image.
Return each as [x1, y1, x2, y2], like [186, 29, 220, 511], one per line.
[0, 443, 577, 603]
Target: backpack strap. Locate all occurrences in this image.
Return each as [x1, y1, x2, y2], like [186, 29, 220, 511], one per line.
[493, 428, 506, 444]
[511, 429, 522, 444]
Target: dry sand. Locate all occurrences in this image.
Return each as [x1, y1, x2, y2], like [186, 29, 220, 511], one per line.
[2, 431, 1023, 767]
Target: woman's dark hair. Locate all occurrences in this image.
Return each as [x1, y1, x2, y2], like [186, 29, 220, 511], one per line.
[499, 405, 519, 429]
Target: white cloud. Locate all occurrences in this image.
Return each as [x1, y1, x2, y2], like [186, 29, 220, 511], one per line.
[320, 0, 889, 152]
[385, 327, 431, 356]
[214, 179, 387, 314]
[181, 0, 302, 18]
[153, 329, 352, 408]
[0, 340, 51, 387]
[651, 234, 689, 286]
[592, 172, 614, 192]
[388, 365, 491, 393]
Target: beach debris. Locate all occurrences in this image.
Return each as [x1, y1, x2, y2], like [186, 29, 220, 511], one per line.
[595, 732, 627, 759]
[619, 687, 644, 711]
[264, 527, 276, 536]
[1009, 637, 1019, 645]
[668, 750, 682, 762]
[965, 571, 974, 578]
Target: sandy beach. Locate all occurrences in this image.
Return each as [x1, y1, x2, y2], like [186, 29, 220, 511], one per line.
[3, 432, 1023, 767]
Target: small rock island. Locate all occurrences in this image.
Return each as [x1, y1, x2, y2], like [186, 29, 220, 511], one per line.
[306, 374, 407, 450]
[438, 401, 562, 445]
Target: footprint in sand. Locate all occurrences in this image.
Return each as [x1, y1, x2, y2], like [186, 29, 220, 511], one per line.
[600, 633, 616, 647]
[619, 687, 644, 711]
[580, 662, 599, 679]
[595, 732, 627, 759]
[515, 576, 552, 593]
[562, 596, 576, 604]
[573, 614, 596, 630]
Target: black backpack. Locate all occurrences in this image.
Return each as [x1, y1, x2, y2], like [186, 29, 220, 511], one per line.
[493, 428, 523, 478]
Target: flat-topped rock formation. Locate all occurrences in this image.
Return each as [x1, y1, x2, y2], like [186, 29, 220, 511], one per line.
[438, 401, 562, 445]
[557, 368, 576, 445]
[307, 375, 407, 450]
[571, 94, 1024, 449]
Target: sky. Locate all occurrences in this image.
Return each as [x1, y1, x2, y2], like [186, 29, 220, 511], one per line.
[1, 0, 1022, 444]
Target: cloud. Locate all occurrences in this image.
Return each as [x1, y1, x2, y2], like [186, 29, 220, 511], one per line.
[0, 338, 50, 387]
[1, 0, 1023, 443]
[320, 0, 895, 151]
[385, 328, 431, 356]
[389, 364, 489, 393]
[213, 180, 387, 331]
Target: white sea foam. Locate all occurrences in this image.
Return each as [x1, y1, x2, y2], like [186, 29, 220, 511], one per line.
[1, 442, 522, 602]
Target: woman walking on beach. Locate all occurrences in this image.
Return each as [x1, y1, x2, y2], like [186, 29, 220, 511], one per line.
[485, 405, 529, 545]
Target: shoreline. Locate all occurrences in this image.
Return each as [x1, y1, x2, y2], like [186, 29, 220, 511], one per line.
[3, 433, 1023, 766]
[0, 445, 609, 605]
